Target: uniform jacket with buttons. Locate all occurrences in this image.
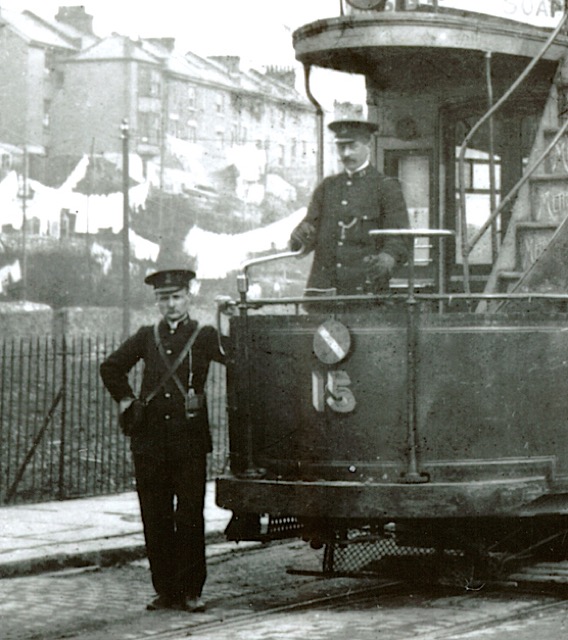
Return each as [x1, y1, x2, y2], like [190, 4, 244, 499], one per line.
[297, 166, 409, 294]
[100, 318, 225, 460]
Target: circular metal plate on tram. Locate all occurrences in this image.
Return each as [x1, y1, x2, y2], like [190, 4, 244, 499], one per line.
[313, 319, 351, 365]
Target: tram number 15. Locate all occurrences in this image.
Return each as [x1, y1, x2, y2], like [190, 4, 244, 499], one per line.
[312, 370, 356, 413]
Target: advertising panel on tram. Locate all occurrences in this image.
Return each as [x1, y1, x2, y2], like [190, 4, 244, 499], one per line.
[344, 0, 564, 28]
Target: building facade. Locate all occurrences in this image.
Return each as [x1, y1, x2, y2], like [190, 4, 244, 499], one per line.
[0, 5, 318, 219]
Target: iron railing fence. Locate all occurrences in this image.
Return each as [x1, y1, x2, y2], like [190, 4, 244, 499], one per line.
[0, 335, 228, 505]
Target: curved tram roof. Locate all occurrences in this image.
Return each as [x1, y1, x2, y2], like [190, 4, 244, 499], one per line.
[293, 10, 568, 92]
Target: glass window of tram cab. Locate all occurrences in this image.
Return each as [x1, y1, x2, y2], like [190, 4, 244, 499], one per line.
[342, 0, 565, 296]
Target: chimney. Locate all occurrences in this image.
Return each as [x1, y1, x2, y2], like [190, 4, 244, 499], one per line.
[55, 6, 94, 34]
[333, 101, 364, 121]
[209, 56, 240, 75]
[265, 66, 296, 89]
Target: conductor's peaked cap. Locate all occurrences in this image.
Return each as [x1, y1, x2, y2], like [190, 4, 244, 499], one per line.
[328, 118, 379, 141]
[144, 269, 196, 291]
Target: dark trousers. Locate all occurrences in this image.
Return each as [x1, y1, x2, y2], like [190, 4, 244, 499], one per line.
[133, 453, 207, 600]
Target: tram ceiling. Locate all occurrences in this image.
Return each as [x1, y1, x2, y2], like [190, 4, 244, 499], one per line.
[300, 47, 557, 97]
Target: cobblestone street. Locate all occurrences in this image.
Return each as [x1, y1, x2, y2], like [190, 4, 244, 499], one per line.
[0, 541, 324, 640]
[1, 564, 153, 640]
[3, 540, 568, 640]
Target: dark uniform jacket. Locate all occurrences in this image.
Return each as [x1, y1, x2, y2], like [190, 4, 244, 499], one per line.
[298, 166, 409, 294]
[100, 318, 224, 460]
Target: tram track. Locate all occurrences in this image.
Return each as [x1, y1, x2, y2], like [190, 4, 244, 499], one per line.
[23, 540, 568, 640]
[122, 577, 568, 640]
[124, 579, 408, 640]
[412, 594, 568, 640]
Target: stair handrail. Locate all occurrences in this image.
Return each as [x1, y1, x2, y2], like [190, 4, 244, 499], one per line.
[467, 116, 568, 256]
[458, 6, 568, 294]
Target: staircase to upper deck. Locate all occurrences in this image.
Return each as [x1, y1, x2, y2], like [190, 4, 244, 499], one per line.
[482, 57, 568, 309]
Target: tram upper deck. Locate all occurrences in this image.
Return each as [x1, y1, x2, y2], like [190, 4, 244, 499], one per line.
[287, 1, 568, 301]
[294, 3, 568, 78]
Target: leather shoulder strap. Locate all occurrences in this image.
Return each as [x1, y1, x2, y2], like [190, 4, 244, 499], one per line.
[143, 323, 200, 403]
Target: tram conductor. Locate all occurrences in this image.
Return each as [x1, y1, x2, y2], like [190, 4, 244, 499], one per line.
[100, 268, 226, 613]
[290, 118, 410, 295]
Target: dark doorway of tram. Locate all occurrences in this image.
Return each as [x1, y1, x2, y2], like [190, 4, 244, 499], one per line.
[440, 107, 539, 300]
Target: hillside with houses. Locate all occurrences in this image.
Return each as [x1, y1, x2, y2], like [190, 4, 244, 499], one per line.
[0, 5, 340, 309]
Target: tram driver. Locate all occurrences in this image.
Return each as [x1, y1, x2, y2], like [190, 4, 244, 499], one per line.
[290, 118, 410, 295]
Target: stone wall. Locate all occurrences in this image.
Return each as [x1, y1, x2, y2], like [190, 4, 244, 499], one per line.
[0, 301, 219, 338]
[0, 302, 54, 337]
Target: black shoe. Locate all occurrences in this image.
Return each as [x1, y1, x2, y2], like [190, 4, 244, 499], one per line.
[146, 595, 178, 611]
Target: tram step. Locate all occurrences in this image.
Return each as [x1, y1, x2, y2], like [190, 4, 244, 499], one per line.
[530, 175, 568, 225]
[508, 561, 568, 584]
[515, 221, 559, 230]
[515, 224, 557, 272]
[543, 129, 568, 175]
[496, 271, 522, 292]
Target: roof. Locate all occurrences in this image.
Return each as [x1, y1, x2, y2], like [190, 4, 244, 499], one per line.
[71, 35, 159, 64]
[0, 8, 78, 51]
[24, 10, 99, 49]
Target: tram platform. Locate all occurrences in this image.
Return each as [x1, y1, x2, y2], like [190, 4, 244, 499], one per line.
[0, 482, 232, 578]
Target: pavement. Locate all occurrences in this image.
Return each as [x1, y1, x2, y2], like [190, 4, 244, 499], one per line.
[0, 481, 232, 579]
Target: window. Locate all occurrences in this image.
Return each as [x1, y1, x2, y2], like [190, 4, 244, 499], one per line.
[139, 66, 161, 97]
[43, 100, 51, 129]
[44, 49, 54, 75]
[385, 150, 433, 271]
[187, 86, 196, 110]
[168, 114, 180, 138]
[138, 112, 160, 145]
[215, 94, 224, 114]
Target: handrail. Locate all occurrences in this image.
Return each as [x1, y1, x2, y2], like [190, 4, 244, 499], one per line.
[230, 291, 568, 311]
[458, 7, 568, 294]
[236, 248, 304, 304]
[467, 116, 568, 253]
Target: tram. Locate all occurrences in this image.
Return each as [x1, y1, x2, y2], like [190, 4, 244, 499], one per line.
[215, 1, 568, 582]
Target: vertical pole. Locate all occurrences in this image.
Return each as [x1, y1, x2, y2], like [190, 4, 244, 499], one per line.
[485, 52, 498, 262]
[58, 336, 67, 500]
[402, 237, 427, 484]
[20, 146, 28, 301]
[303, 65, 324, 183]
[121, 119, 131, 340]
[86, 138, 95, 300]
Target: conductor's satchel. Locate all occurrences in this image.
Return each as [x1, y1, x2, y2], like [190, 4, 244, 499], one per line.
[119, 399, 146, 436]
[186, 389, 205, 419]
